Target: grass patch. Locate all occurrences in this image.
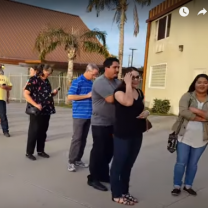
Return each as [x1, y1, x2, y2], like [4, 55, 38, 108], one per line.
[145, 107, 175, 116]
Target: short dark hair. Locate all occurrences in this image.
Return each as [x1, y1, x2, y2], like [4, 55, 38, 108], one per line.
[103, 57, 119, 68]
[35, 64, 53, 77]
[188, 74, 208, 92]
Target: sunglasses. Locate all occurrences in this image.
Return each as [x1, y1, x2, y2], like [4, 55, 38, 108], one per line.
[132, 76, 141, 80]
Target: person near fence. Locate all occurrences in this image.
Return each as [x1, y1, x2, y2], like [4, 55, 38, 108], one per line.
[67, 63, 99, 172]
[23, 67, 38, 90]
[24, 64, 58, 161]
[87, 57, 120, 191]
[110, 68, 150, 205]
[0, 64, 12, 137]
[171, 74, 208, 196]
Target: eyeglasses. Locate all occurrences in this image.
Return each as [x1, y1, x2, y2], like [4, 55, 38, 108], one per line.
[132, 76, 141, 81]
[89, 71, 98, 77]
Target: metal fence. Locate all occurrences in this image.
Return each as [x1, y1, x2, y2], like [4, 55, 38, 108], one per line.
[7, 74, 143, 103]
[8, 74, 69, 104]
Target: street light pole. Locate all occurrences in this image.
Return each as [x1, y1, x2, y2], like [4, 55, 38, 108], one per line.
[129, 48, 137, 66]
[128, 54, 131, 67]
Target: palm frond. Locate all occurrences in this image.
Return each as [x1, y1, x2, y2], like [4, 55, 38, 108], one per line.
[134, 0, 151, 7]
[133, 3, 139, 36]
[82, 41, 110, 58]
[112, 1, 127, 26]
[87, 0, 118, 16]
[81, 28, 107, 46]
[34, 27, 78, 60]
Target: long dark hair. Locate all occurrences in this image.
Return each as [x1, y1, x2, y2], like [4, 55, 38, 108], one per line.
[34, 64, 53, 77]
[188, 74, 208, 92]
[116, 67, 140, 90]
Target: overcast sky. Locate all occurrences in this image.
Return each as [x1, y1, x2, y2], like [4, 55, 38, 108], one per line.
[13, 0, 164, 67]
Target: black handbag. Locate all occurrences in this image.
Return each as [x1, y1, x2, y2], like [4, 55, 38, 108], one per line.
[142, 119, 153, 133]
[167, 96, 192, 153]
[25, 104, 40, 116]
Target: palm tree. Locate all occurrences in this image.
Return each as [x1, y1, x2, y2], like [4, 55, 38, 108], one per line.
[35, 26, 109, 85]
[87, 0, 151, 79]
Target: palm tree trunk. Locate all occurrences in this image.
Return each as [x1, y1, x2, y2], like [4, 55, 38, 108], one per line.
[65, 48, 76, 104]
[118, 6, 125, 79]
[67, 58, 74, 86]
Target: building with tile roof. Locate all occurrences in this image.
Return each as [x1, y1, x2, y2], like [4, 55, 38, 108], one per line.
[0, 0, 106, 71]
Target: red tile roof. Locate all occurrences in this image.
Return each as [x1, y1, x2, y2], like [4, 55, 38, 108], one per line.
[0, 0, 106, 65]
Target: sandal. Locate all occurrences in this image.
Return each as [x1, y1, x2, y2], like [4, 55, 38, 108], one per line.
[112, 197, 134, 205]
[123, 194, 138, 203]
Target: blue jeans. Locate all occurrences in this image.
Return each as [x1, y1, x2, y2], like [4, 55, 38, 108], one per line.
[110, 135, 143, 198]
[0, 100, 9, 133]
[174, 142, 207, 187]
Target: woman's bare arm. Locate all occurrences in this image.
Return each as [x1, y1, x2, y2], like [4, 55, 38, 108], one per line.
[114, 84, 133, 106]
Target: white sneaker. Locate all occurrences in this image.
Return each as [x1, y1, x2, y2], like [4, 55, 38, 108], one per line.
[68, 163, 76, 172]
[75, 161, 89, 168]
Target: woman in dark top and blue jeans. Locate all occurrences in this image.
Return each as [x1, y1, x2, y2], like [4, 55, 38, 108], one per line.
[24, 64, 58, 161]
[110, 67, 150, 205]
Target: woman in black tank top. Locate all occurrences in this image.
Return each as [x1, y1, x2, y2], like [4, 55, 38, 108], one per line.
[110, 67, 150, 205]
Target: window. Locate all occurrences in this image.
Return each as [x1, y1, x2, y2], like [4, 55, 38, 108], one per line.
[156, 14, 171, 40]
[149, 64, 167, 88]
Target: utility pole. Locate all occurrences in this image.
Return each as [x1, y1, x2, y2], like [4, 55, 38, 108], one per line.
[128, 54, 131, 67]
[129, 48, 137, 66]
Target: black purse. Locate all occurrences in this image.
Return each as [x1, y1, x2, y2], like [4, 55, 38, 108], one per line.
[167, 96, 192, 153]
[25, 104, 40, 116]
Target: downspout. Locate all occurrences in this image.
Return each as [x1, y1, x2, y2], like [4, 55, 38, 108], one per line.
[142, 21, 151, 94]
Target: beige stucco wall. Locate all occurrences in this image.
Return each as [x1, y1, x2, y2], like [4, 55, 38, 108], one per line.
[144, 0, 208, 115]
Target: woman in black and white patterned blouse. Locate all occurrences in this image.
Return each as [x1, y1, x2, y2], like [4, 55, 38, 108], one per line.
[24, 64, 58, 161]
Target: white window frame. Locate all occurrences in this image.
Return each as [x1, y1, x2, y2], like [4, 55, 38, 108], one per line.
[148, 63, 167, 89]
[155, 13, 171, 41]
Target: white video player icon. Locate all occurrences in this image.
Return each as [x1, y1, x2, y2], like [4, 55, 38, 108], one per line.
[179, 7, 189, 17]
[198, 8, 207, 15]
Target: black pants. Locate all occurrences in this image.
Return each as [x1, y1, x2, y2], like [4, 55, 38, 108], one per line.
[110, 135, 143, 198]
[0, 100, 9, 133]
[68, 118, 91, 163]
[26, 115, 50, 155]
[88, 125, 114, 181]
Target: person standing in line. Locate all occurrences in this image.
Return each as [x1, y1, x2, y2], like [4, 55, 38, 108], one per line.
[67, 64, 99, 172]
[87, 57, 120, 191]
[0, 64, 12, 137]
[24, 64, 58, 161]
[171, 74, 208, 196]
[23, 67, 38, 90]
[111, 68, 150, 205]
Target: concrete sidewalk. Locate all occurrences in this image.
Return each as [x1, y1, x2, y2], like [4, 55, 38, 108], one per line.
[0, 103, 207, 208]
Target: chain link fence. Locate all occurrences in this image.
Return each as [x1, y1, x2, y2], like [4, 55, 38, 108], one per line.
[7, 74, 143, 103]
[8, 74, 70, 104]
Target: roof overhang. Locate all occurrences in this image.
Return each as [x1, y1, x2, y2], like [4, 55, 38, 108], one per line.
[146, 0, 193, 23]
[0, 58, 103, 70]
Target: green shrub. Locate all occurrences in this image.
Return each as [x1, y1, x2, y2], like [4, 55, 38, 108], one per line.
[151, 99, 171, 114]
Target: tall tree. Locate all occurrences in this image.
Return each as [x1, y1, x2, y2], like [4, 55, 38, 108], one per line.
[87, 0, 151, 79]
[35, 26, 109, 85]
